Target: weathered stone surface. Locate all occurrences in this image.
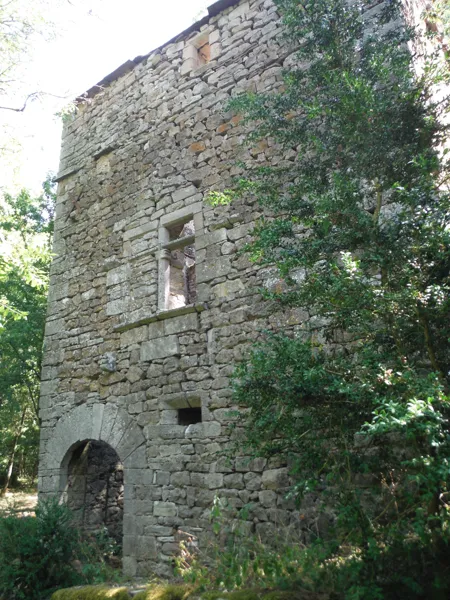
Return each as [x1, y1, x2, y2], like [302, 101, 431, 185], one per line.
[154, 501, 177, 517]
[140, 336, 180, 361]
[37, 0, 343, 577]
[261, 468, 290, 491]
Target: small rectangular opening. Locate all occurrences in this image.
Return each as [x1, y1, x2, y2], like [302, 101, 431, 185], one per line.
[178, 407, 202, 426]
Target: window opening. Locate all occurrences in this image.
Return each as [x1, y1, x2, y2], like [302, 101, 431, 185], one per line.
[197, 41, 211, 66]
[178, 407, 202, 426]
[164, 219, 196, 310]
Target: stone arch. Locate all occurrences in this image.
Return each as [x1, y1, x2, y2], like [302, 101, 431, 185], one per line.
[40, 403, 146, 553]
[44, 403, 145, 473]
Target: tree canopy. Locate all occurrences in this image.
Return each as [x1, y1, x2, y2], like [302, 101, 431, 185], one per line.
[222, 0, 450, 596]
[0, 182, 54, 491]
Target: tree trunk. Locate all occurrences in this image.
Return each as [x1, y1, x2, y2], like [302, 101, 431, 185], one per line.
[1, 408, 26, 496]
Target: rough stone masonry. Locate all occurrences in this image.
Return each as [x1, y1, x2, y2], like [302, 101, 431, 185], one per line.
[38, 0, 399, 577]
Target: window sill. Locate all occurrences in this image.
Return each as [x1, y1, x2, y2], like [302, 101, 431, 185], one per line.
[113, 303, 207, 333]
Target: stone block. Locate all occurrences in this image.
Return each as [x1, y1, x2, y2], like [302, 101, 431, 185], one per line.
[196, 228, 227, 250]
[154, 471, 171, 485]
[124, 445, 147, 469]
[259, 490, 277, 508]
[164, 313, 198, 335]
[185, 421, 221, 438]
[116, 422, 145, 461]
[145, 525, 173, 536]
[171, 185, 198, 203]
[153, 501, 177, 517]
[122, 556, 137, 577]
[191, 473, 223, 489]
[244, 472, 262, 491]
[135, 535, 157, 559]
[123, 222, 157, 242]
[148, 321, 165, 339]
[171, 471, 191, 486]
[261, 468, 290, 491]
[223, 473, 245, 489]
[213, 278, 245, 299]
[121, 326, 148, 347]
[106, 297, 129, 316]
[189, 141, 206, 153]
[159, 424, 186, 439]
[125, 468, 154, 485]
[91, 403, 105, 440]
[47, 281, 68, 302]
[44, 318, 65, 337]
[196, 256, 232, 283]
[160, 202, 202, 227]
[99, 404, 119, 444]
[140, 336, 180, 361]
[229, 1, 250, 20]
[106, 265, 130, 286]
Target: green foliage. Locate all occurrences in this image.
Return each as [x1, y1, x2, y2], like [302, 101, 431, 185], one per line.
[0, 179, 54, 488]
[177, 498, 306, 591]
[224, 0, 450, 597]
[75, 528, 122, 586]
[0, 498, 83, 600]
[0, 498, 123, 600]
[205, 189, 236, 207]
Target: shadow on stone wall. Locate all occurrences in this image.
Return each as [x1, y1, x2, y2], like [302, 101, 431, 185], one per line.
[65, 440, 124, 543]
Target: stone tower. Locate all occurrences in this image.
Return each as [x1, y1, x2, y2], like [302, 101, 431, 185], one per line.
[38, 0, 301, 576]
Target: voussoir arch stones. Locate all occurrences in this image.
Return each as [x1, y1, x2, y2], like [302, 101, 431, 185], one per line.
[45, 403, 145, 471]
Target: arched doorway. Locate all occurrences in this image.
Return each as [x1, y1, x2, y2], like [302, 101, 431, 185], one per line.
[62, 439, 124, 543]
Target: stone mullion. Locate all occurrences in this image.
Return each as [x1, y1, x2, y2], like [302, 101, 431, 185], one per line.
[158, 248, 171, 311]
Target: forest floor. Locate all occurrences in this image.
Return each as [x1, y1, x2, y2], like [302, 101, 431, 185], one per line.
[0, 489, 38, 516]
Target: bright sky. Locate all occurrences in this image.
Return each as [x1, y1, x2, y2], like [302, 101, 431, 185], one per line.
[1, 0, 209, 194]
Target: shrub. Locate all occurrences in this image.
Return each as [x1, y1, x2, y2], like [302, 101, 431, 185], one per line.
[0, 497, 82, 599]
[177, 498, 306, 592]
[77, 528, 122, 585]
[0, 497, 122, 599]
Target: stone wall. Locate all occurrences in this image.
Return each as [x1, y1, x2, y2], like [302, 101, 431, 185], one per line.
[38, 0, 400, 578]
[38, 0, 304, 577]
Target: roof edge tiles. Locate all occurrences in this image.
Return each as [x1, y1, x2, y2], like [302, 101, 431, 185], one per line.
[80, 0, 242, 101]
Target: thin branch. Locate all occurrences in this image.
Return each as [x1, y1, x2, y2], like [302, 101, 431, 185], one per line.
[0, 91, 40, 112]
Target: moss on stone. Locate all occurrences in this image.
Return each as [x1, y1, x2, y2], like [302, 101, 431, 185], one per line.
[200, 591, 260, 600]
[132, 584, 193, 600]
[50, 583, 320, 600]
[51, 585, 131, 600]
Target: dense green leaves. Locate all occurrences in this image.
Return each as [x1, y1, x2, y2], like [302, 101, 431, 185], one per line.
[229, 0, 450, 597]
[0, 499, 81, 599]
[0, 181, 54, 488]
[0, 498, 121, 599]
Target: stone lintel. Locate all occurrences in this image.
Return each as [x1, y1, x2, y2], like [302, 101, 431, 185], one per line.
[114, 303, 207, 333]
[54, 166, 82, 182]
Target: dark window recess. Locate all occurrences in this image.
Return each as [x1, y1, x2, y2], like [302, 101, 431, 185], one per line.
[178, 407, 202, 426]
[198, 42, 211, 66]
[167, 219, 196, 310]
